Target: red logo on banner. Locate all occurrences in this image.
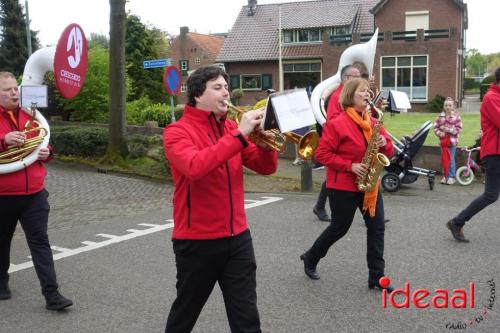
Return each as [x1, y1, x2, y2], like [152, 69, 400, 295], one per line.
[54, 23, 88, 99]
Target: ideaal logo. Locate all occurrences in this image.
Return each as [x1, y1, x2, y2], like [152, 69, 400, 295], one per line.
[379, 277, 496, 330]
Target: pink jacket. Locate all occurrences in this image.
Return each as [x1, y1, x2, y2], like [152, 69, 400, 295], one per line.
[433, 111, 462, 146]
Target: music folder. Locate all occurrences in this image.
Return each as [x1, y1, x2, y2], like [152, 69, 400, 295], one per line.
[386, 90, 411, 113]
[261, 88, 316, 133]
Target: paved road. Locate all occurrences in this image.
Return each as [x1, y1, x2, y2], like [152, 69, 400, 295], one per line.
[1, 162, 499, 332]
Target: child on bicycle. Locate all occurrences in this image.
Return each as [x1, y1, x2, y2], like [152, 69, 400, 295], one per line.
[434, 97, 463, 185]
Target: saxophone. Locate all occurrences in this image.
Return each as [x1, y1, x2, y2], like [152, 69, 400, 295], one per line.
[355, 100, 391, 192]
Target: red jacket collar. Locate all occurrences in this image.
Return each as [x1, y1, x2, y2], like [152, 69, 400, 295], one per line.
[0, 105, 21, 114]
[182, 104, 228, 124]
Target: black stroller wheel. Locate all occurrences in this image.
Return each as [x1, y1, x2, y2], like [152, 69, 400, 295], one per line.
[382, 173, 400, 192]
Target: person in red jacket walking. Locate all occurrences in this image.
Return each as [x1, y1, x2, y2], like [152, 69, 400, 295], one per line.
[446, 67, 500, 242]
[300, 78, 395, 293]
[0, 72, 72, 310]
[163, 66, 277, 332]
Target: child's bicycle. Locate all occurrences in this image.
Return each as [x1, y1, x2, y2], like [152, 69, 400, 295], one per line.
[456, 146, 481, 186]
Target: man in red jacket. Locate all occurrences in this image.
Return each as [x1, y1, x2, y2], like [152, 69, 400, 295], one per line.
[0, 72, 72, 310]
[163, 66, 277, 332]
[447, 66, 500, 242]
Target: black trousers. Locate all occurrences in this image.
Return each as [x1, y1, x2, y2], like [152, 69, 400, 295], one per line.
[454, 155, 500, 226]
[307, 189, 386, 279]
[165, 229, 261, 333]
[0, 189, 58, 296]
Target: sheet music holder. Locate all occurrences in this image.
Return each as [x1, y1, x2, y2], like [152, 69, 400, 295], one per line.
[261, 88, 316, 133]
[386, 90, 411, 113]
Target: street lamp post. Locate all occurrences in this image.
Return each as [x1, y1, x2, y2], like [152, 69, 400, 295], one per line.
[25, 0, 32, 56]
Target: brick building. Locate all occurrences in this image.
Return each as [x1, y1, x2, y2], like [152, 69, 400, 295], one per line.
[170, 27, 226, 104]
[215, 0, 467, 111]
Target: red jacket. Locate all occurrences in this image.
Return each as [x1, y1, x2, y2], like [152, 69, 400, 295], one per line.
[163, 105, 278, 240]
[326, 83, 343, 121]
[315, 111, 394, 192]
[480, 84, 500, 159]
[0, 106, 51, 195]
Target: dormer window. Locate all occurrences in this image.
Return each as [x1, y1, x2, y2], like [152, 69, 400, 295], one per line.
[282, 29, 322, 44]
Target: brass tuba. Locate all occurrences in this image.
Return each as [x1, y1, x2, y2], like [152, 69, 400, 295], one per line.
[355, 100, 390, 192]
[310, 29, 379, 125]
[0, 47, 53, 174]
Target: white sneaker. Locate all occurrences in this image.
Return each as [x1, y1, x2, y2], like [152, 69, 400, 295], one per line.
[292, 158, 303, 166]
[447, 178, 456, 185]
[440, 177, 447, 184]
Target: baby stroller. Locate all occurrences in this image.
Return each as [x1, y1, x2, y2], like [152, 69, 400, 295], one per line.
[381, 120, 436, 192]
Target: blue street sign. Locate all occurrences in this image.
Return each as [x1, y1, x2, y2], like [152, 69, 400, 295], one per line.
[143, 59, 170, 69]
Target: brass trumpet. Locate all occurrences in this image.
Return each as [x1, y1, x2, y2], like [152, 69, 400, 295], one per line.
[226, 101, 319, 160]
[225, 102, 287, 152]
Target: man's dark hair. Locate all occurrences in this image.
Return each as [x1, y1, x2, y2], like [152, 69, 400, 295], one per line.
[340, 65, 356, 79]
[495, 66, 500, 84]
[187, 66, 229, 107]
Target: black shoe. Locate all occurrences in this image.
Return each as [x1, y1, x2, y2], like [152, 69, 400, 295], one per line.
[446, 220, 469, 243]
[300, 253, 320, 280]
[0, 280, 11, 300]
[368, 279, 395, 293]
[384, 219, 390, 224]
[313, 206, 330, 222]
[45, 292, 73, 311]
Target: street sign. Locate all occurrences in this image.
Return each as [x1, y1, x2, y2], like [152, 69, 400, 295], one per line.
[143, 59, 170, 69]
[54, 23, 88, 99]
[163, 66, 182, 96]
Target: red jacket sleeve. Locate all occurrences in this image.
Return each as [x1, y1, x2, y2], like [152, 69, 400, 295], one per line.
[241, 142, 278, 175]
[481, 91, 500, 129]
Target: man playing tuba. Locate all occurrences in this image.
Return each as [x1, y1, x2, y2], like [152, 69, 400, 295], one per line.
[0, 72, 73, 310]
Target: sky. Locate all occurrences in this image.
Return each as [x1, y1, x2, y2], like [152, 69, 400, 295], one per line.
[24, 0, 499, 55]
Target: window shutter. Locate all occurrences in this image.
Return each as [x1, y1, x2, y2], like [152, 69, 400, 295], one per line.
[230, 75, 240, 90]
[262, 74, 272, 90]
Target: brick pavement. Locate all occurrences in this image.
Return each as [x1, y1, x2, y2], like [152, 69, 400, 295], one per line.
[43, 162, 172, 232]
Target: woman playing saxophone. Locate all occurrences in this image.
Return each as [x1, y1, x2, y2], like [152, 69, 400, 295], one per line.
[300, 78, 396, 293]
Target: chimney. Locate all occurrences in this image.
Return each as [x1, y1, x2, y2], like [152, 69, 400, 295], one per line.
[247, 0, 257, 16]
[180, 26, 189, 36]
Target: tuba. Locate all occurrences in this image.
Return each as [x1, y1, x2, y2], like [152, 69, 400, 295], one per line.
[355, 100, 390, 192]
[310, 29, 379, 125]
[0, 47, 54, 174]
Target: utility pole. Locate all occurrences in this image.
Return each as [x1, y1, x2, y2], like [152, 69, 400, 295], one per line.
[25, 0, 32, 56]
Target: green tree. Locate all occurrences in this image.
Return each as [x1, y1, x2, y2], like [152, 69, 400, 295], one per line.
[107, 0, 129, 159]
[88, 32, 109, 50]
[0, 0, 40, 76]
[465, 49, 487, 77]
[125, 14, 168, 103]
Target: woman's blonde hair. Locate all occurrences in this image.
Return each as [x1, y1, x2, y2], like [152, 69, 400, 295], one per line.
[340, 78, 369, 109]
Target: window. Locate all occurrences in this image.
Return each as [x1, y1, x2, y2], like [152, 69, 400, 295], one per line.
[282, 29, 322, 44]
[180, 60, 189, 71]
[194, 57, 201, 65]
[329, 25, 351, 36]
[405, 11, 429, 31]
[283, 62, 321, 73]
[181, 83, 187, 93]
[381, 55, 428, 101]
[241, 75, 261, 90]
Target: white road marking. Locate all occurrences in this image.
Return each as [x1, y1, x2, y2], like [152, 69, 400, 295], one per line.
[9, 196, 283, 273]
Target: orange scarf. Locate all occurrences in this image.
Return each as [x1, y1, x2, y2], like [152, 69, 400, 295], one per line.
[345, 107, 379, 218]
